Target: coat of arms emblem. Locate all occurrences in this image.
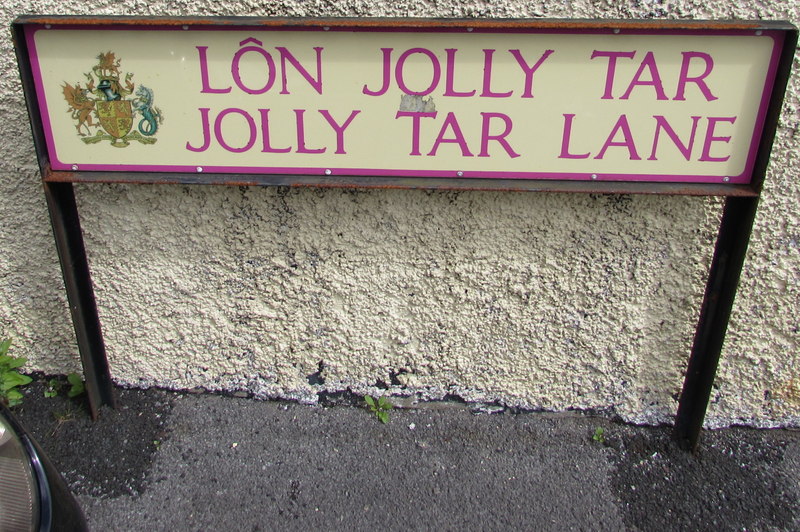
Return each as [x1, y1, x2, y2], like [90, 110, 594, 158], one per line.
[62, 51, 162, 147]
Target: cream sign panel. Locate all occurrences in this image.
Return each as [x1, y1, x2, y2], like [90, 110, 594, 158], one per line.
[24, 25, 782, 183]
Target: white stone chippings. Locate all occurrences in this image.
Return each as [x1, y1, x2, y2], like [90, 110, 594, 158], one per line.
[0, 0, 798, 427]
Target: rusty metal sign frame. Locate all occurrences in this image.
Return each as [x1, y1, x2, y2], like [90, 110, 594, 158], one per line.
[11, 16, 798, 450]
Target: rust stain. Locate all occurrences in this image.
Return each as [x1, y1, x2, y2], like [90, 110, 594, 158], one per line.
[41, 166, 759, 197]
[776, 378, 800, 407]
[16, 15, 767, 33]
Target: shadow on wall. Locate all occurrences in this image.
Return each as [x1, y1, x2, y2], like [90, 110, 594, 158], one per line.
[72, 184, 715, 425]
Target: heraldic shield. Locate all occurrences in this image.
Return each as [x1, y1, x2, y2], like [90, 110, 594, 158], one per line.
[96, 100, 133, 147]
[63, 51, 162, 147]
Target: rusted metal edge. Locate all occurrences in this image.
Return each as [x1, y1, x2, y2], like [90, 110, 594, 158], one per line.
[745, 25, 799, 195]
[674, 196, 760, 452]
[42, 168, 759, 197]
[12, 14, 790, 32]
[672, 24, 798, 452]
[12, 23, 115, 419]
[42, 182, 116, 420]
[11, 22, 50, 176]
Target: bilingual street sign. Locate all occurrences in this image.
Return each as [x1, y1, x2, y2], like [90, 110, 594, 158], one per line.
[20, 19, 786, 185]
[12, 17, 797, 450]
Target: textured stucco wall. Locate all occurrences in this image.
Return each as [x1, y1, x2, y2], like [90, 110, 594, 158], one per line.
[0, 0, 797, 427]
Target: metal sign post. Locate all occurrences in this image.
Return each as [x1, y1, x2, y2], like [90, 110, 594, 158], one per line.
[12, 16, 797, 449]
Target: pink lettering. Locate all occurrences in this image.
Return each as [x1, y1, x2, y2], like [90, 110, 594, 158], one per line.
[595, 114, 641, 160]
[197, 47, 231, 94]
[363, 48, 393, 96]
[699, 116, 736, 162]
[319, 110, 360, 154]
[214, 108, 257, 153]
[231, 38, 276, 95]
[481, 49, 513, 98]
[186, 108, 212, 152]
[428, 112, 473, 156]
[479, 113, 519, 158]
[443, 48, 476, 97]
[295, 109, 326, 154]
[648, 115, 700, 161]
[558, 114, 590, 159]
[591, 50, 636, 99]
[259, 109, 292, 153]
[277, 46, 323, 95]
[675, 52, 718, 101]
[620, 51, 668, 101]
[395, 111, 437, 156]
[510, 49, 554, 98]
[396, 48, 441, 96]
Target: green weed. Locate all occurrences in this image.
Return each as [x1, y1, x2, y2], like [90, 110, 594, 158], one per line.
[50, 403, 83, 437]
[44, 373, 85, 399]
[44, 378, 61, 398]
[0, 339, 31, 407]
[365, 395, 393, 424]
[52, 404, 81, 423]
[66, 373, 85, 398]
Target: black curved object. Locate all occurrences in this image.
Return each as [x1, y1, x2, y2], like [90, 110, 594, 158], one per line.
[0, 405, 88, 532]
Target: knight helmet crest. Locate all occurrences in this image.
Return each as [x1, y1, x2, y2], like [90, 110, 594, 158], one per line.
[62, 51, 163, 147]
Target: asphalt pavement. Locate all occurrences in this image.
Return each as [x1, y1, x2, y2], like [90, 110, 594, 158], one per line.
[13, 380, 800, 531]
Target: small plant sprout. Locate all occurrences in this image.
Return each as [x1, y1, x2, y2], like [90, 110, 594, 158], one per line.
[50, 404, 83, 436]
[44, 373, 86, 399]
[66, 373, 85, 398]
[52, 405, 80, 423]
[365, 395, 393, 424]
[0, 338, 32, 407]
[44, 378, 61, 398]
[592, 427, 606, 444]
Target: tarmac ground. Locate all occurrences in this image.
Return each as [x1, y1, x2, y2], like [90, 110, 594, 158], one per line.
[12, 378, 800, 531]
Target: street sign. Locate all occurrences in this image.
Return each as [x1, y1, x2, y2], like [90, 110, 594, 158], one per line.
[21, 21, 785, 185]
[12, 17, 798, 450]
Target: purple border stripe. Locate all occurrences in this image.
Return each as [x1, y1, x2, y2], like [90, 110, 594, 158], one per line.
[25, 24, 784, 184]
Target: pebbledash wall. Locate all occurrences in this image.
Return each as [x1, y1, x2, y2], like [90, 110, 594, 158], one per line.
[1, 0, 798, 428]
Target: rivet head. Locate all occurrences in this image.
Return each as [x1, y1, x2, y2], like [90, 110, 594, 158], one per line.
[467, 28, 474, 32]
[755, 30, 763, 36]
[71, 164, 78, 171]
[45, 24, 51, 29]
[197, 167, 203, 173]
[591, 174, 598, 180]
[613, 28, 620, 34]
[325, 169, 332, 175]
[182, 25, 189, 30]
[457, 171, 464, 177]
[723, 176, 730, 182]
[323, 26, 330, 31]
